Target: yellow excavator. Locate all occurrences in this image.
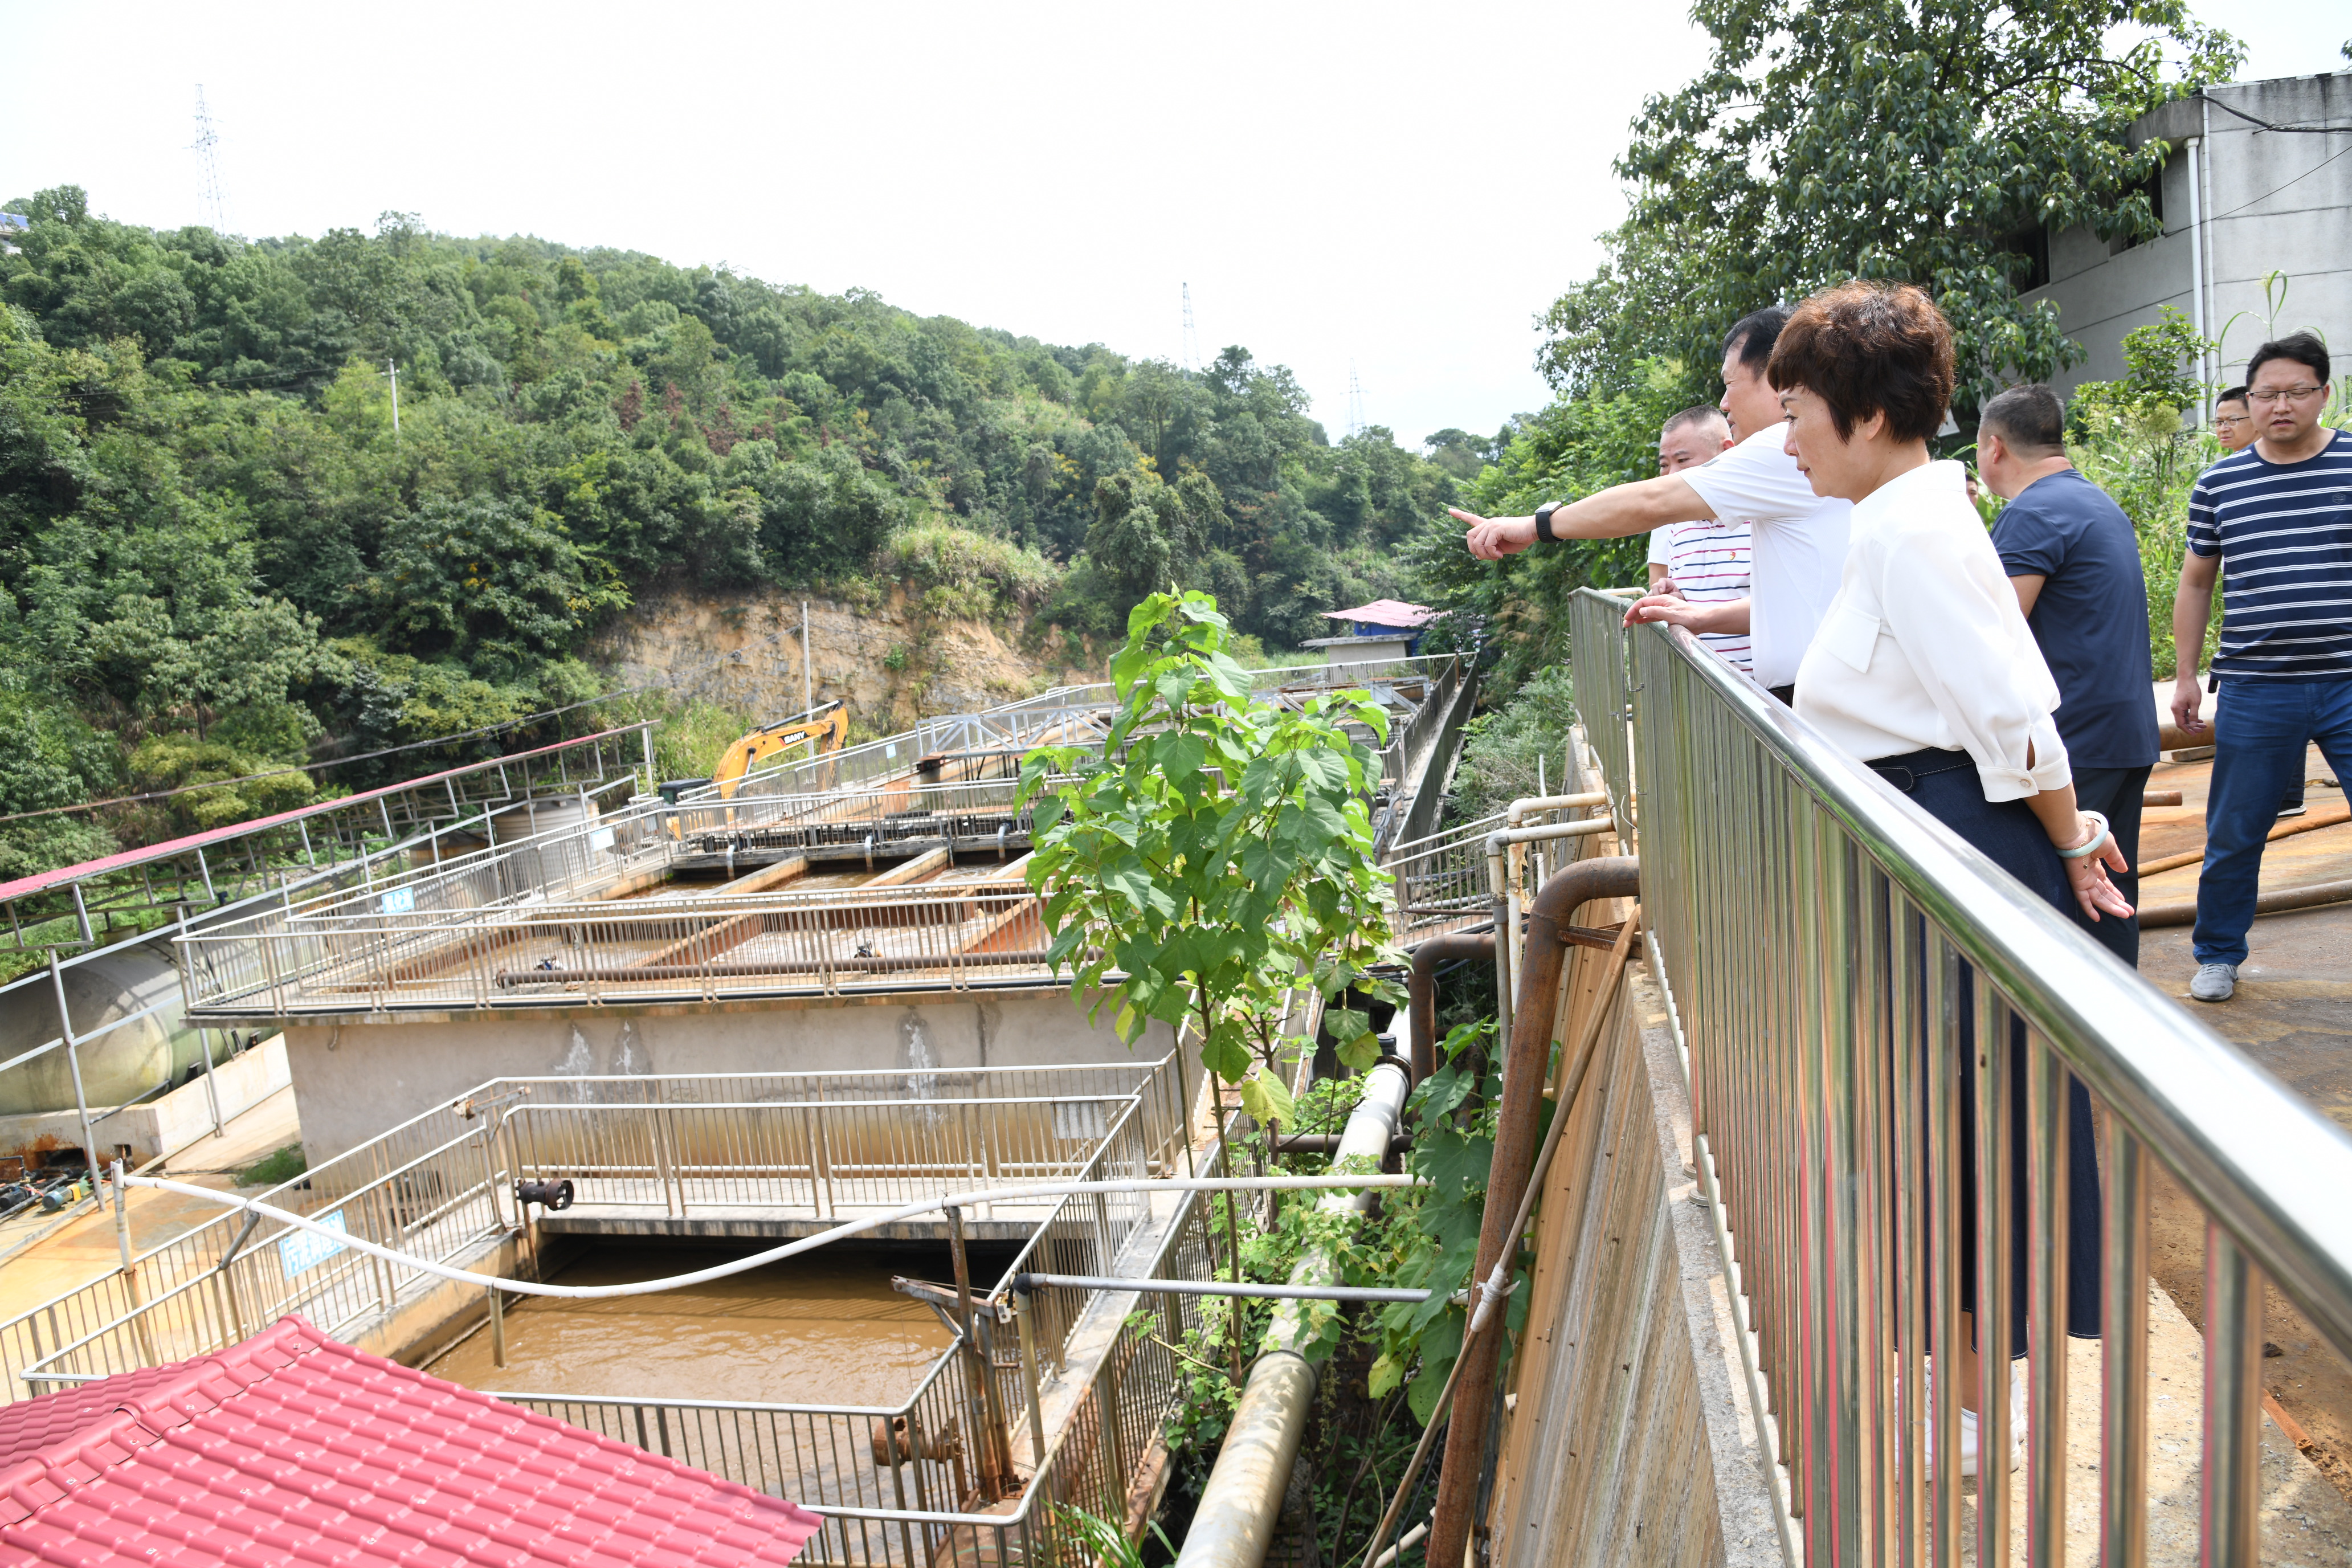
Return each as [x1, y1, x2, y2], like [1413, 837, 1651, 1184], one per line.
[710, 701, 850, 798]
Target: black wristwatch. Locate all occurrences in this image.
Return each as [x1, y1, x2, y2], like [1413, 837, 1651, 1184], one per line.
[1534, 501, 1561, 543]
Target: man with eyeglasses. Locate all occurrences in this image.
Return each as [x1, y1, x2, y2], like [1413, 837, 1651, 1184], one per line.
[2211, 386, 2257, 454]
[2204, 385, 2306, 819]
[2170, 332, 2352, 1002]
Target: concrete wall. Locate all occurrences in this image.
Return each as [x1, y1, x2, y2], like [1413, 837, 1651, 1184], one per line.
[284, 990, 1182, 1165]
[0, 1034, 288, 1168]
[2025, 72, 2352, 403]
[1487, 953, 1782, 1568]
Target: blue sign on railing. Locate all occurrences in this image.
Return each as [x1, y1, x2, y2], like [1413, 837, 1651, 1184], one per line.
[278, 1210, 348, 1277]
[381, 887, 416, 915]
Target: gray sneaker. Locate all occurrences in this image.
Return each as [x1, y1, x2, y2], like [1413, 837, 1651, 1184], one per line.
[2190, 963, 2239, 1002]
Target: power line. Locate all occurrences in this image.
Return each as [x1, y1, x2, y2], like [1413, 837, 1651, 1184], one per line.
[190, 87, 228, 234]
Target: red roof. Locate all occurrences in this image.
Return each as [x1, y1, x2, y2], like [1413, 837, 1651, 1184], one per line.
[0, 1316, 825, 1567]
[1322, 599, 1440, 630]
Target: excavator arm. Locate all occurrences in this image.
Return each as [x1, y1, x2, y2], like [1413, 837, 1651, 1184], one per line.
[711, 701, 849, 798]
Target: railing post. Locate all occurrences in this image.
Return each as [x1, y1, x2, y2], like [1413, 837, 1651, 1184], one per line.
[2101, 1122, 2150, 1568]
[2026, 1034, 2069, 1566]
[48, 950, 103, 1212]
[944, 1204, 1008, 1501]
[2202, 1226, 2263, 1566]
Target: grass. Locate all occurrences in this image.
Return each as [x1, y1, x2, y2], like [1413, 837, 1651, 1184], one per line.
[235, 1142, 307, 1189]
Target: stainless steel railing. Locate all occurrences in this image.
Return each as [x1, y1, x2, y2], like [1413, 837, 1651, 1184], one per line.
[1570, 587, 2352, 1565]
[488, 1142, 1227, 1568]
[178, 879, 1061, 1016]
[0, 1056, 1183, 1403]
[1383, 812, 1506, 943]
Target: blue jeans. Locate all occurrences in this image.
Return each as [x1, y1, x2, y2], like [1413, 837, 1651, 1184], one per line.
[2192, 676, 2352, 966]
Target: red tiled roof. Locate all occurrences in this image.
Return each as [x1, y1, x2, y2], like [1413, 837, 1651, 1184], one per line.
[0, 1316, 825, 1567]
[1322, 599, 1439, 629]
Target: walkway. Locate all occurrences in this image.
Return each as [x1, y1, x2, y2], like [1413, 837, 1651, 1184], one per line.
[2135, 743, 2352, 1509]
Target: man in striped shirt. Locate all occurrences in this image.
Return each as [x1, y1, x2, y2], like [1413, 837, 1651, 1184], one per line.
[2170, 332, 2352, 1001]
[1645, 407, 1754, 673]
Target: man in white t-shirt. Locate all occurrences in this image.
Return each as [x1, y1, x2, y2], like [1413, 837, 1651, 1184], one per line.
[1647, 407, 1753, 673]
[1454, 306, 1852, 701]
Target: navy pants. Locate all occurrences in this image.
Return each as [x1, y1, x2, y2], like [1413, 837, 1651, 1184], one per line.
[2193, 676, 2352, 966]
[1875, 749, 2105, 1349]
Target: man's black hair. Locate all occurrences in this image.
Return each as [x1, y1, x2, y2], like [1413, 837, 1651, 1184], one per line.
[2217, 385, 2249, 406]
[1722, 306, 1792, 374]
[2245, 331, 2332, 387]
[1979, 383, 2065, 457]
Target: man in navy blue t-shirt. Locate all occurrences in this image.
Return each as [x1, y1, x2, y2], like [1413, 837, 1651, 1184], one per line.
[2170, 332, 2352, 1002]
[1979, 384, 2162, 965]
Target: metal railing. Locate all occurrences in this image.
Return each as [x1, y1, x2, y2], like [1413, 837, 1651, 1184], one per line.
[488, 1142, 1226, 1567]
[179, 879, 1063, 1016]
[0, 1057, 1182, 1403]
[1, 724, 652, 956]
[1383, 812, 1505, 943]
[1570, 588, 2352, 1565]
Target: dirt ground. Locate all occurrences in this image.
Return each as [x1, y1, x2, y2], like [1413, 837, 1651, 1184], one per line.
[2133, 744, 2352, 1505]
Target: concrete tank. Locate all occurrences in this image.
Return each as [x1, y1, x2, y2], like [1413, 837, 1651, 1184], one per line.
[0, 940, 212, 1117]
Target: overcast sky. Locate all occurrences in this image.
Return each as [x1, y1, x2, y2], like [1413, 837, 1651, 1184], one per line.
[3, 2, 2343, 447]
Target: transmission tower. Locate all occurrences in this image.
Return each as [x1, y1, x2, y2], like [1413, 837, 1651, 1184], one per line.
[1346, 362, 1367, 438]
[1181, 283, 1200, 372]
[191, 85, 228, 234]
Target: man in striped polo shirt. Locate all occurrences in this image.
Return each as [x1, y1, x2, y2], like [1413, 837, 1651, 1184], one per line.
[2170, 332, 2352, 1002]
[1645, 406, 1754, 673]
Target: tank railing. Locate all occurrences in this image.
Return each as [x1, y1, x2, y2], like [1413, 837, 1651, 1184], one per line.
[0, 1056, 1185, 1405]
[701, 654, 1462, 806]
[177, 880, 1065, 1016]
[1574, 586, 2352, 1566]
[483, 1145, 1223, 1568]
[0, 724, 654, 957]
[1383, 811, 1506, 944]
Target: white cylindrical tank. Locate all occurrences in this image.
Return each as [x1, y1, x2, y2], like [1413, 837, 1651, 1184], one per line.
[0, 939, 213, 1117]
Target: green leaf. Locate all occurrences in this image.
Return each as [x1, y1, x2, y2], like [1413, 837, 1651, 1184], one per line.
[1367, 1350, 1403, 1399]
[1239, 1072, 1296, 1132]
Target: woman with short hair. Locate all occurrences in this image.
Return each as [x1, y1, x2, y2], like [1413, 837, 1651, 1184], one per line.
[1768, 279, 2124, 1472]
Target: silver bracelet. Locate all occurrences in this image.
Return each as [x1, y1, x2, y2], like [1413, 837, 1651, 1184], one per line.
[2055, 810, 2110, 861]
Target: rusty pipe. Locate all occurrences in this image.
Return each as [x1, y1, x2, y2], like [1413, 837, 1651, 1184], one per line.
[1408, 931, 1496, 1081]
[1424, 855, 1640, 1568]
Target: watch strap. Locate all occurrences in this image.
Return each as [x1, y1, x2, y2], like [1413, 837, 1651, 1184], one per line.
[1534, 503, 1559, 543]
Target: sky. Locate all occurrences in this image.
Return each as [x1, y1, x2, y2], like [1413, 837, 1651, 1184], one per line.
[2, 2, 2345, 449]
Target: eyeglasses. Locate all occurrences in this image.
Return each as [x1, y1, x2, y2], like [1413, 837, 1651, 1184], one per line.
[2245, 385, 2327, 406]
[2212, 415, 2252, 427]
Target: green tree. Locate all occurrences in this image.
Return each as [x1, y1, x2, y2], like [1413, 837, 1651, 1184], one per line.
[1018, 592, 1402, 1289]
[1545, 0, 2240, 406]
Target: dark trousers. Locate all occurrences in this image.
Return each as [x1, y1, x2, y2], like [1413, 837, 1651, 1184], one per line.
[2067, 765, 2150, 968]
[2194, 676, 2352, 966]
[1873, 749, 2104, 1349]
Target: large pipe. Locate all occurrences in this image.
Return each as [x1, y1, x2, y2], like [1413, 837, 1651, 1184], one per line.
[1177, 1057, 1412, 1568]
[1409, 932, 1495, 1081]
[1425, 856, 1640, 1568]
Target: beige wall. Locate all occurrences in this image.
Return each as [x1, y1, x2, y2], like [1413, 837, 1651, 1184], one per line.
[284, 990, 1182, 1165]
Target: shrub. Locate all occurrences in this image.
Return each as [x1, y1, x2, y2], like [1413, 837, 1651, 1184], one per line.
[880, 521, 1059, 621]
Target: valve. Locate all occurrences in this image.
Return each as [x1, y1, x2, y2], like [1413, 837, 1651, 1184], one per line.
[514, 1178, 575, 1211]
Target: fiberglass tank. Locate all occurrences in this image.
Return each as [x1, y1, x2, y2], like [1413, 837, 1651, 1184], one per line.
[0, 938, 212, 1117]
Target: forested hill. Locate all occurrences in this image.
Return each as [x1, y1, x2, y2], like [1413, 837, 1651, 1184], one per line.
[0, 186, 1463, 879]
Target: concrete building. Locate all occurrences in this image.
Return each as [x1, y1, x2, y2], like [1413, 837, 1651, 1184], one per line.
[2021, 70, 2352, 410]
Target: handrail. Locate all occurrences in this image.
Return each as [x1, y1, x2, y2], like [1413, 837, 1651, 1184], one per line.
[1570, 586, 2352, 1563]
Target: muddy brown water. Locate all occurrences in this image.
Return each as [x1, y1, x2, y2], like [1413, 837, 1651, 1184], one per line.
[429, 1243, 980, 1406]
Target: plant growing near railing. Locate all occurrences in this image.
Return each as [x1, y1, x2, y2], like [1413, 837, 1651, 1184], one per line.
[1018, 589, 1403, 1298]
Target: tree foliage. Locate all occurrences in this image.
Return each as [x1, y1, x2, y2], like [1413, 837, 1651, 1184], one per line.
[0, 188, 1464, 876]
[1541, 1, 2240, 408]
[1018, 592, 1401, 1136]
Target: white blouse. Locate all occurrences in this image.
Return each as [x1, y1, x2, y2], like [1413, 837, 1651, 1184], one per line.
[1794, 459, 2071, 803]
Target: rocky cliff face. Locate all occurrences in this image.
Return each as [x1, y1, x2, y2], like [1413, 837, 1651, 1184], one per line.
[593, 588, 1099, 733]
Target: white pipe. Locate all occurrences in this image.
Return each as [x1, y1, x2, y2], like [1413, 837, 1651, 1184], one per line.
[113, 1173, 1420, 1304]
[2187, 130, 2209, 420]
[1504, 791, 1606, 827]
[1179, 1059, 1413, 1568]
